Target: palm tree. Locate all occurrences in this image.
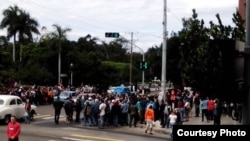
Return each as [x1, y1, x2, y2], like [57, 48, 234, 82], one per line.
[17, 10, 40, 61]
[50, 24, 71, 85]
[0, 5, 40, 62]
[0, 5, 20, 62]
[0, 35, 10, 64]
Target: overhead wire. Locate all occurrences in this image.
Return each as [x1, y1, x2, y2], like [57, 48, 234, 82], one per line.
[3, 0, 182, 46]
[20, 0, 165, 39]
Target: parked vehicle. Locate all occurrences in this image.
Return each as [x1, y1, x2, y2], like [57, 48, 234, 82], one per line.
[53, 90, 77, 103]
[0, 95, 37, 124]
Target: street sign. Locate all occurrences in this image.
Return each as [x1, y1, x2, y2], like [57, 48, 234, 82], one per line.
[105, 32, 120, 38]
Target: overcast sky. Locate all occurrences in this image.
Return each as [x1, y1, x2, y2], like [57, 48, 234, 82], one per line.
[0, 0, 239, 51]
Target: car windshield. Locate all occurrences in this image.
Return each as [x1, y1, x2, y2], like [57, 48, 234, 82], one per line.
[0, 99, 4, 105]
[60, 91, 70, 97]
[60, 91, 76, 97]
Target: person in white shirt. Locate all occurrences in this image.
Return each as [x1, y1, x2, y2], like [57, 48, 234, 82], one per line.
[169, 110, 177, 138]
[99, 99, 106, 129]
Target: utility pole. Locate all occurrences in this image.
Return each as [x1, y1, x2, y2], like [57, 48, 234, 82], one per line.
[243, 0, 250, 125]
[129, 32, 133, 85]
[160, 0, 167, 104]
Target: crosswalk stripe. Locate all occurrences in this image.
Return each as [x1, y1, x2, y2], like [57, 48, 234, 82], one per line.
[71, 134, 124, 141]
[35, 114, 51, 118]
[43, 115, 64, 120]
[62, 137, 92, 141]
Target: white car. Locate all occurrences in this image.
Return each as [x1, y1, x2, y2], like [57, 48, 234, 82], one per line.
[0, 95, 37, 124]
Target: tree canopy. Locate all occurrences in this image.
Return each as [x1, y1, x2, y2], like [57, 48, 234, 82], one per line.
[0, 5, 246, 99]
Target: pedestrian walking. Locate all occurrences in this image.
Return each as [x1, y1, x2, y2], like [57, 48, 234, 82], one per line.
[75, 96, 83, 123]
[201, 97, 209, 122]
[53, 96, 64, 124]
[24, 99, 31, 124]
[169, 110, 177, 138]
[7, 116, 21, 141]
[129, 101, 139, 127]
[213, 99, 222, 125]
[99, 99, 106, 129]
[144, 105, 154, 135]
[64, 97, 74, 123]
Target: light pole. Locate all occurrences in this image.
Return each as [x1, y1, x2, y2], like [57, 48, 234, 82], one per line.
[70, 63, 73, 86]
[160, 0, 167, 104]
[133, 44, 145, 95]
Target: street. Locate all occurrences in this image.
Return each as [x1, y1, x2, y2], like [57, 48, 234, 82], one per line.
[0, 105, 167, 141]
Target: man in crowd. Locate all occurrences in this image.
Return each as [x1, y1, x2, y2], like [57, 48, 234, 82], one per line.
[7, 116, 21, 141]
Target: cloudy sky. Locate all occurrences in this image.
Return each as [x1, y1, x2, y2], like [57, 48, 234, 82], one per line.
[0, 0, 239, 51]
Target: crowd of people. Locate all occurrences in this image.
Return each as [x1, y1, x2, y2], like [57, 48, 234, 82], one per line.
[4, 84, 243, 139]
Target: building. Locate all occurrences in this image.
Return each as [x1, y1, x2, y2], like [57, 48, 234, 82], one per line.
[238, 0, 246, 28]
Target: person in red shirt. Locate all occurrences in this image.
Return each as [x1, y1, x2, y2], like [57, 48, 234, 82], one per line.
[7, 116, 21, 141]
[207, 98, 215, 120]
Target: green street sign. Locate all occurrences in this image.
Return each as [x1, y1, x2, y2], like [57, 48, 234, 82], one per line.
[105, 32, 120, 38]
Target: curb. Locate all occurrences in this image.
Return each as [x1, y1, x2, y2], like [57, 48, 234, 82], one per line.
[154, 128, 169, 135]
[76, 125, 168, 140]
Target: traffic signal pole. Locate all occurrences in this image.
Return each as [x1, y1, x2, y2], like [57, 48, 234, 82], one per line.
[133, 44, 145, 95]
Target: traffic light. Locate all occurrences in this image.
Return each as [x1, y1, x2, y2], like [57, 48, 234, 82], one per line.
[144, 61, 148, 69]
[105, 32, 120, 38]
[139, 61, 143, 70]
[139, 61, 149, 70]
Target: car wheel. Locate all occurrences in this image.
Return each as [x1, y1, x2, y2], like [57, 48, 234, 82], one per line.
[4, 115, 10, 124]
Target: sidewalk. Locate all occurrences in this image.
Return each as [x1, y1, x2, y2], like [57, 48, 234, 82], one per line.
[74, 114, 240, 139]
[76, 122, 168, 139]
[74, 109, 241, 139]
[152, 113, 242, 136]
[183, 114, 241, 125]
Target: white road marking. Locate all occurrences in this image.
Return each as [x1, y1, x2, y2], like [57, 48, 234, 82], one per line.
[35, 114, 51, 118]
[43, 115, 64, 120]
[71, 134, 124, 141]
[62, 137, 92, 141]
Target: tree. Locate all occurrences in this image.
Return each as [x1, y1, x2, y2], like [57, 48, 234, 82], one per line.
[49, 24, 71, 85]
[0, 5, 20, 62]
[0, 5, 40, 62]
[16, 10, 40, 61]
[232, 11, 245, 41]
[178, 9, 210, 90]
[209, 13, 233, 40]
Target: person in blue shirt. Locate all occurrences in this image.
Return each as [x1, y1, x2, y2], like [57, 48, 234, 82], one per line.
[201, 97, 209, 122]
[146, 97, 156, 110]
[120, 100, 129, 126]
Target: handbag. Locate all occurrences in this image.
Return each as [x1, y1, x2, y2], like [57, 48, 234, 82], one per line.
[152, 121, 155, 127]
[24, 111, 28, 117]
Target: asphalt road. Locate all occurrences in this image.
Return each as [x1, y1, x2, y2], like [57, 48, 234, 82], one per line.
[0, 125, 165, 141]
[0, 104, 167, 141]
